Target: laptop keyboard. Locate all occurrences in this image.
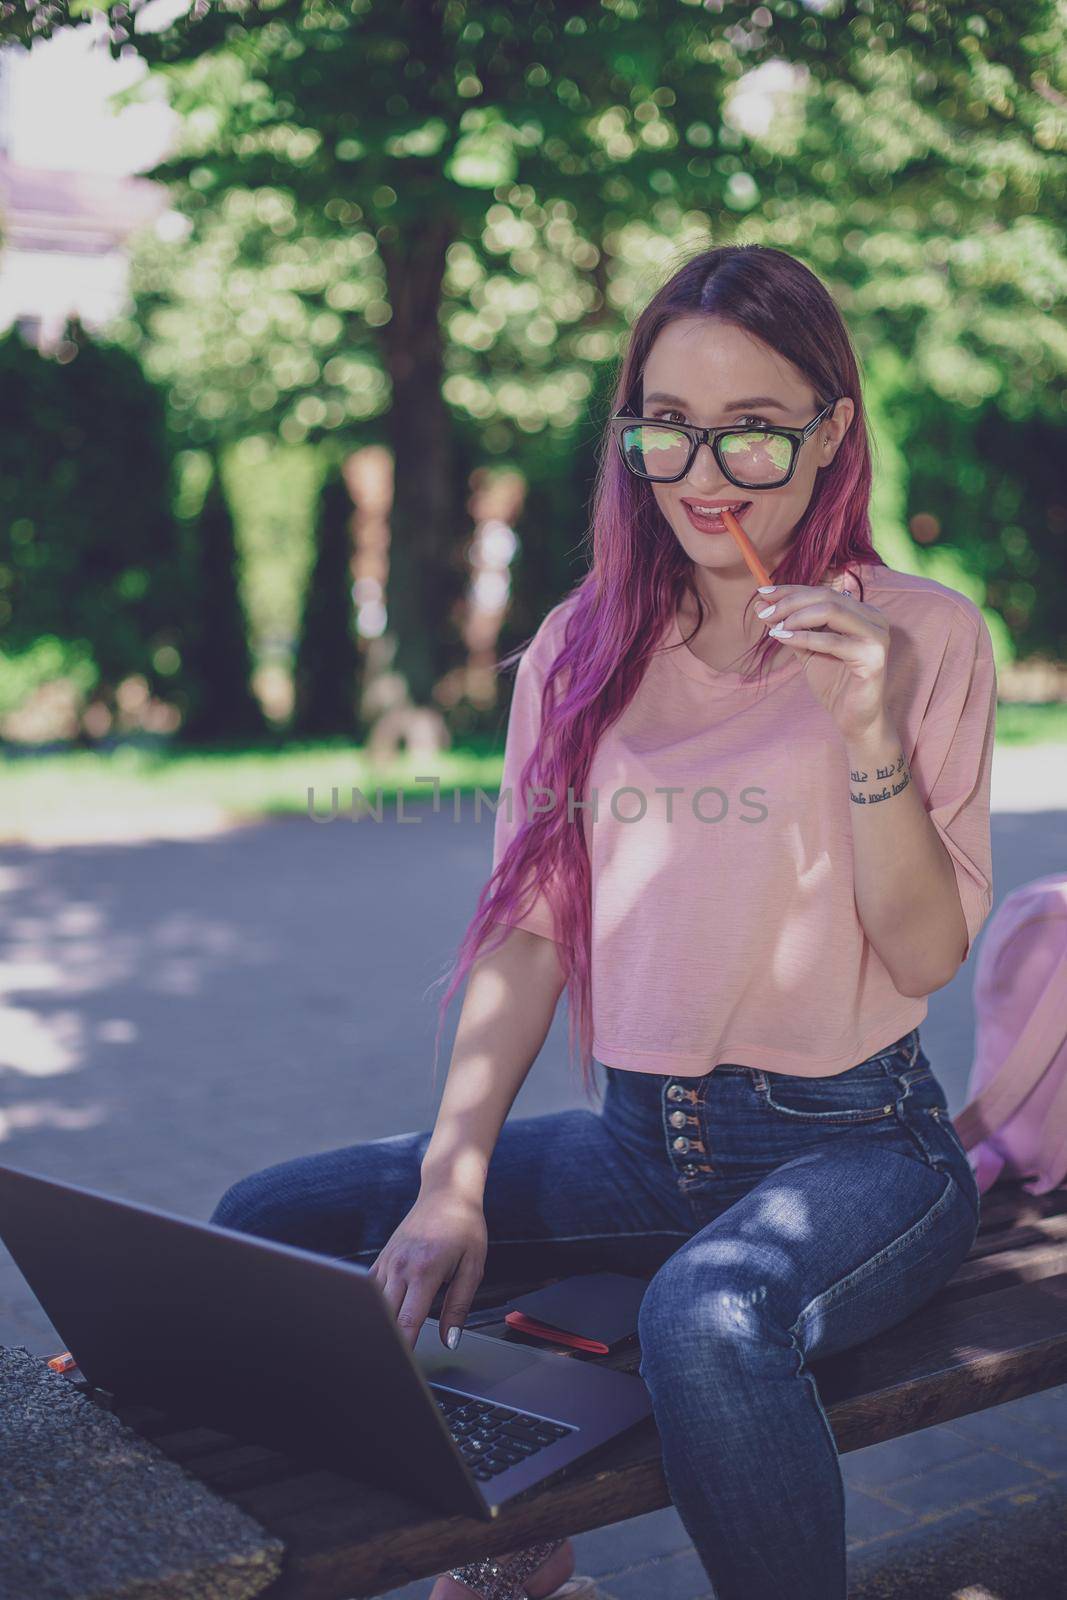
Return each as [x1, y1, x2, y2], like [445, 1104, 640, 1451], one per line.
[428, 1385, 575, 1481]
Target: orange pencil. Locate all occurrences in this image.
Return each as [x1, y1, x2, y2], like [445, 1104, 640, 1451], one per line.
[721, 506, 772, 589]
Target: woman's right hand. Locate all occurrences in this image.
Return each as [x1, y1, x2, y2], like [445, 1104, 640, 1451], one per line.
[367, 1186, 488, 1353]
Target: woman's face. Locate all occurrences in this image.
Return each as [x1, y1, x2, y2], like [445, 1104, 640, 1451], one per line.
[639, 316, 854, 578]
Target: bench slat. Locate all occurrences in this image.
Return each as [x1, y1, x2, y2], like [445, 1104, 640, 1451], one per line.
[967, 1212, 1067, 1260]
[939, 1237, 1067, 1298]
[815, 1270, 1067, 1435]
[970, 1185, 1067, 1237]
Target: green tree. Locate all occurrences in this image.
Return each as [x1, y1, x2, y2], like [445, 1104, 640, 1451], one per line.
[291, 457, 363, 739]
[103, 0, 883, 712]
[96, 0, 1065, 691]
[0, 318, 186, 736]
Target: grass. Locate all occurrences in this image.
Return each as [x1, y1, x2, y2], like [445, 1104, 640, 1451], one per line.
[0, 737, 507, 838]
[0, 702, 1063, 840]
[993, 700, 1067, 745]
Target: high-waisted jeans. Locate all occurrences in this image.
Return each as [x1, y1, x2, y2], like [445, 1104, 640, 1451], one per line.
[207, 1025, 981, 1600]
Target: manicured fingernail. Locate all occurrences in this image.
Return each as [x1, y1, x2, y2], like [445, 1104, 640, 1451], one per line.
[757, 604, 776, 618]
[769, 624, 793, 638]
[446, 1325, 461, 1350]
[757, 585, 777, 593]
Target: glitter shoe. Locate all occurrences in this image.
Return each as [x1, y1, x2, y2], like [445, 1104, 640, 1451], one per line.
[446, 1537, 598, 1599]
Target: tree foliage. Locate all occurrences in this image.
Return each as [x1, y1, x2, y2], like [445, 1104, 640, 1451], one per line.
[0, 320, 188, 729]
[13, 0, 1067, 704]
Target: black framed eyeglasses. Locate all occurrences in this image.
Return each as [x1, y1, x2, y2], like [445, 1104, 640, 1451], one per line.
[609, 396, 842, 490]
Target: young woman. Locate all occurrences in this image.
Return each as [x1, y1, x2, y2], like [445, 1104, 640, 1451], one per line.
[209, 245, 994, 1600]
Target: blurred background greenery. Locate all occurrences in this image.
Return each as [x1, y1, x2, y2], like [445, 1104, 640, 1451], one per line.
[0, 0, 1064, 837]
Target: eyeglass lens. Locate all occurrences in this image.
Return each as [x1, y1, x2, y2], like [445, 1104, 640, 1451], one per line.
[620, 422, 795, 486]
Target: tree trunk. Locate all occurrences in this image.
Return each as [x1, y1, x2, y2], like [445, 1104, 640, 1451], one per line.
[176, 457, 266, 747]
[378, 213, 469, 710]
[291, 459, 364, 741]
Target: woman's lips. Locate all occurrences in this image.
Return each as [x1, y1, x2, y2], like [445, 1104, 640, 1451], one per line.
[682, 501, 753, 534]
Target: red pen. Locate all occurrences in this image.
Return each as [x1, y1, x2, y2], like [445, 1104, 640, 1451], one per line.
[504, 1311, 611, 1354]
[721, 506, 772, 588]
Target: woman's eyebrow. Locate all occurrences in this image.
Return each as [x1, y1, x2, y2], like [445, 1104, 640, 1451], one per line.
[644, 391, 790, 411]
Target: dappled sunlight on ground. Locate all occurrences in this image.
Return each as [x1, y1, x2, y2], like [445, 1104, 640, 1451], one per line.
[2, 805, 246, 847]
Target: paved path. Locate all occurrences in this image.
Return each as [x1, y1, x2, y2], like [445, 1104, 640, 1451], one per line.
[1, 748, 1065, 1597]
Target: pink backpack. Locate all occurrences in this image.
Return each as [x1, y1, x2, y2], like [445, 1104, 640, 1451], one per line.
[953, 872, 1067, 1196]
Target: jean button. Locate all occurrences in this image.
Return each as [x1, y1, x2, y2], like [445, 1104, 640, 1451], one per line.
[667, 1085, 686, 1103]
[669, 1110, 688, 1129]
[672, 1136, 690, 1153]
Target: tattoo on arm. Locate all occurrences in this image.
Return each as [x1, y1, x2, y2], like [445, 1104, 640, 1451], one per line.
[849, 747, 911, 806]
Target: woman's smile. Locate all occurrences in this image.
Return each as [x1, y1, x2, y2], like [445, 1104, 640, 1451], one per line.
[680, 500, 755, 535]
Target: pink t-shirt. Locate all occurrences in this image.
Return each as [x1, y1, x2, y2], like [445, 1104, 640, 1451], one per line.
[489, 560, 997, 1077]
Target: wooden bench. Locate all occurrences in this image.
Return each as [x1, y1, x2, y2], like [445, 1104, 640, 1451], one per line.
[54, 1178, 1067, 1599]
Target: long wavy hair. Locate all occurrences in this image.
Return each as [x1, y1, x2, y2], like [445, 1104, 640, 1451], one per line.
[428, 244, 885, 1104]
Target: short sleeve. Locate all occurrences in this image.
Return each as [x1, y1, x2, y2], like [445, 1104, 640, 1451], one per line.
[910, 608, 997, 963]
[487, 623, 562, 942]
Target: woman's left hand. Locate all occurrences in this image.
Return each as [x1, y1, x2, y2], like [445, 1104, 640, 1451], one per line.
[754, 573, 890, 743]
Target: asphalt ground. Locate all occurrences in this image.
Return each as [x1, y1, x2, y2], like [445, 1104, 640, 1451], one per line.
[1, 747, 1065, 1598]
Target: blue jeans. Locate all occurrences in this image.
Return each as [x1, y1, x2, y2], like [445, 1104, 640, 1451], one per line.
[208, 1026, 980, 1600]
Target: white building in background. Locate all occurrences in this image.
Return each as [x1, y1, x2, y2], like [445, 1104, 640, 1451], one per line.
[0, 155, 169, 351]
[0, 11, 181, 352]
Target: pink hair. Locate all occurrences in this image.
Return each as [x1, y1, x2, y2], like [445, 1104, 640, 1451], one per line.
[428, 244, 885, 1103]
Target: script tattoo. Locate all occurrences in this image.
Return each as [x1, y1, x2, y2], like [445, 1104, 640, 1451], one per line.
[849, 748, 911, 806]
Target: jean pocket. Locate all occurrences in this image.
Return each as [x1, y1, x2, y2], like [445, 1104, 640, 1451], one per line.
[755, 1057, 900, 1125]
[899, 1103, 981, 1222]
[889, 1062, 981, 1222]
[889, 1045, 951, 1115]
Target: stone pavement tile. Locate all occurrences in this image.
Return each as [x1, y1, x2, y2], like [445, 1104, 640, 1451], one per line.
[844, 1485, 921, 1546]
[948, 1388, 1067, 1436]
[848, 1480, 1067, 1600]
[570, 1504, 694, 1576]
[594, 1546, 713, 1600]
[0, 1296, 61, 1357]
[1021, 1381, 1067, 1407]
[875, 1445, 1048, 1514]
[843, 1423, 982, 1489]
[381, 1482, 1067, 1600]
[374, 1508, 694, 1599]
[940, 1413, 1067, 1474]
[376, 1578, 433, 1599]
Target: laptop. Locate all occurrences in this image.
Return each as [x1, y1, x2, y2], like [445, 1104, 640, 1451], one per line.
[0, 1163, 653, 1522]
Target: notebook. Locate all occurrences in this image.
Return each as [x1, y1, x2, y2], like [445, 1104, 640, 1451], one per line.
[504, 1272, 648, 1354]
